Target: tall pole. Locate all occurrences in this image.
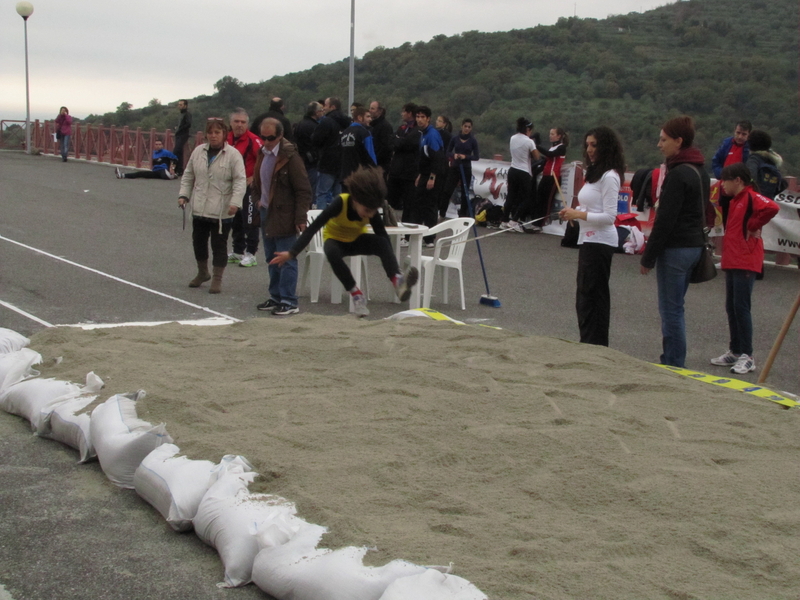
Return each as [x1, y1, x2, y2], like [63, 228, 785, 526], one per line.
[348, 0, 355, 112]
[23, 17, 30, 154]
[16, 2, 34, 155]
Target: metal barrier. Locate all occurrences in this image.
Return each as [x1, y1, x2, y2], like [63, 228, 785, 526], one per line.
[1, 120, 203, 171]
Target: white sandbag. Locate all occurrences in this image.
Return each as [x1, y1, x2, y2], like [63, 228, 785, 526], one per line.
[0, 348, 41, 393]
[0, 378, 78, 430]
[378, 569, 488, 600]
[133, 444, 228, 532]
[252, 523, 426, 600]
[194, 466, 301, 588]
[0, 328, 30, 354]
[44, 394, 97, 463]
[90, 391, 173, 489]
[0, 371, 104, 433]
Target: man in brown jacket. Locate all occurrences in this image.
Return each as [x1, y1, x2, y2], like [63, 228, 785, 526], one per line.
[252, 118, 312, 315]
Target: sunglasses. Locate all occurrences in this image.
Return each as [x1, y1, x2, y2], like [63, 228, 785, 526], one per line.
[262, 134, 279, 142]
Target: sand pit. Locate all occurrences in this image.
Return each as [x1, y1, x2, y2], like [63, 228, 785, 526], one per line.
[29, 315, 800, 599]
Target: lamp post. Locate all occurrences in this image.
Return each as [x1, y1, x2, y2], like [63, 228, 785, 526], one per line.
[348, 0, 355, 112]
[16, 2, 34, 155]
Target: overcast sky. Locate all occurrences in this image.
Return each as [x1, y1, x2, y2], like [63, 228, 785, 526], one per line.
[1, 0, 669, 122]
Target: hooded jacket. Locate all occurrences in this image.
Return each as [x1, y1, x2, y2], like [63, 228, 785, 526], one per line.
[311, 110, 351, 176]
[251, 139, 312, 238]
[179, 143, 246, 222]
[641, 147, 711, 269]
[721, 186, 778, 273]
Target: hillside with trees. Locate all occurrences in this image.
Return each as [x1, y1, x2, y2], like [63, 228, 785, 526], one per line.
[85, 0, 799, 174]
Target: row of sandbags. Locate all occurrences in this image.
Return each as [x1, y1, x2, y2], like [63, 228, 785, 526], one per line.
[0, 327, 488, 600]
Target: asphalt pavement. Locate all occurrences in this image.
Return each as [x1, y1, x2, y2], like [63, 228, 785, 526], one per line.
[1, 150, 798, 599]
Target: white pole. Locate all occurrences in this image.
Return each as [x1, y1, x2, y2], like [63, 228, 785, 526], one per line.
[23, 17, 30, 155]
[348, 0, 355, 112]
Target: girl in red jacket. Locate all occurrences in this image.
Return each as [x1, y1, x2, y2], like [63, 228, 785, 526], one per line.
[710, 162, 779, 374]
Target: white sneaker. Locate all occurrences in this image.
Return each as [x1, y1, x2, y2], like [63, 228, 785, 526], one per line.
[352, 291, 369, 317]
[424, 241, 435, 248]
[115, 167, 123, 179]
[508, 220, 524, 233]
[394, 266, 419, 302]
[228, 253, 243, 264]
[499, 221, 511, 230]
[731, 354, 756, 374]
[239, 252, 257, 267]
[399, 239, 409, 248]
[710, 350, 739, 366]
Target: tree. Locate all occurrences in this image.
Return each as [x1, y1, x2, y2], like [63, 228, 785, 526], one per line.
[214, 76, 244, 106]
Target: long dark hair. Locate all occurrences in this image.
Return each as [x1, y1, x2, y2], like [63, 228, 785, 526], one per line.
[583, 126, 625, 183]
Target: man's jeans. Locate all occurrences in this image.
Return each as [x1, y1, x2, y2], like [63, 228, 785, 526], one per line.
[725, 269, 756, 356]
[260, 208, 298, 306]
[656, 246, 702, 367]
[315, 171, 340, 210]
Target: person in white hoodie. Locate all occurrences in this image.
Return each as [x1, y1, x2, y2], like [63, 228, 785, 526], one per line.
[178, 118, 246, 294]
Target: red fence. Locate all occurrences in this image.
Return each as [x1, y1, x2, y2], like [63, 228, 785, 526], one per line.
[0, 119, 203, 170]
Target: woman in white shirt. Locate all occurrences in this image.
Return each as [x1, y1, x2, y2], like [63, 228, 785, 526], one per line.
[501, 117, 540, 231]
[559, 126, 625, 346]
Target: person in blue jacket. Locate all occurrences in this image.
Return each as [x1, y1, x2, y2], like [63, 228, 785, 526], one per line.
[115, 139, 178, 180]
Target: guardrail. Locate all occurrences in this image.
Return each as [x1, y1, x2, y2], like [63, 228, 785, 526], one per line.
[0, 119, 204, 171]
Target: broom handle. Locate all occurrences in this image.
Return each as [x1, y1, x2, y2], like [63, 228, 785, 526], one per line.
[757, 288, 800, 384]
[460, 164, 492, 296]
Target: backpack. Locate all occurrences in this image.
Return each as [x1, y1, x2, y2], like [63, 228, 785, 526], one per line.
[472, 195, 503, 227]
[754, 159, 787, 200]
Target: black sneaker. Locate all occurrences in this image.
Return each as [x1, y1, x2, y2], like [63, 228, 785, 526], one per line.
[272, 303, 299, 316]
[257, 298, 280, 311]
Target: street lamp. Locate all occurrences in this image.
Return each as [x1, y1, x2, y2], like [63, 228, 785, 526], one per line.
[16, 1, 34, 155]
[348, 0, 355, 112]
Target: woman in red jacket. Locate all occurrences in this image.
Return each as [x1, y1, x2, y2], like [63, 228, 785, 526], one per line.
[710, 162, 779, 375]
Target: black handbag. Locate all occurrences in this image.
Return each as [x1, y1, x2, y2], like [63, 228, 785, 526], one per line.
[690, 229, 717, 283]
[686, 165, 717, 284]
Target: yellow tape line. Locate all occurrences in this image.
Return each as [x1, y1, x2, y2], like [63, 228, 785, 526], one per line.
[655, 364, 799, 409]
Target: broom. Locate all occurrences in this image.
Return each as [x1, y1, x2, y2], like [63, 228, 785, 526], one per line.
[460, 164, 501, 307]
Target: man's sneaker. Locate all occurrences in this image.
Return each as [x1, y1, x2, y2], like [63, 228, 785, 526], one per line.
[394, 266, 419, 302]
[115, 167, 123, 179]
[499, 221, 511, 230]
[256, 298, 280, 311]
[352, 292, 369, 317]
[508, 220, 524, 233]
[523, 224, 543, 234]
[272, 303, 299, 316]
[399, 238, 409, 248]
[710, 350, 739, 366]
[239, 252, 257, 268]
[228, 253, 243, 264]
[731, 354, 756, 374]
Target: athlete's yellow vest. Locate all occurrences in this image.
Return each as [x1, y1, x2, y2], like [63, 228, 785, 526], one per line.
[323, 194, 368, 243]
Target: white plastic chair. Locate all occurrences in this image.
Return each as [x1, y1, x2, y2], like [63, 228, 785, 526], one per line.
[419, 218, 475, 310]
[298, 209, 369, 305]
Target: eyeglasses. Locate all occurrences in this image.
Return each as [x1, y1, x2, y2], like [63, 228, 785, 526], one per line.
[262, 134, 279, 142]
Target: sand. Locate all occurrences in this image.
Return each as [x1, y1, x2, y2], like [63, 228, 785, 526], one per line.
[29, 315, 800, 599]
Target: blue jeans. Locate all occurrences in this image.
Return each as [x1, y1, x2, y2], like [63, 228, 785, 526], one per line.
[59, 135, 70, 160]
[260, 208, 298, 306]
[315, 171, 340, 210]
[655, 246, 703, 367]
[725, 269, 756, 356]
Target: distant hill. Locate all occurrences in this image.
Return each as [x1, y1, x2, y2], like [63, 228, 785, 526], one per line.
[87, 0, 799, 174]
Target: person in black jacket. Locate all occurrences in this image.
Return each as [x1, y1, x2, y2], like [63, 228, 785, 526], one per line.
[311, 97, 351, 210]
[386, 103, 421, 223]
[250, 97, 295, 143]
[340, 106, 377, 183]
[640, 115, 711, 368]
[295, 101, 324, 192]
[173, 99, 192, 176]
[368, 100, 394, 177]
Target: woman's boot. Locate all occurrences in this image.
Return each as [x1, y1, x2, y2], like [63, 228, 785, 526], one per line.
[209, 266, 225, 294]
[189, 260, 211, 287]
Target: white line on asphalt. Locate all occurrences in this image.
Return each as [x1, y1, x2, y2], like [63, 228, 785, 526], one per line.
[0, 300, 54, 327]
[0, 235, 241, 323]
